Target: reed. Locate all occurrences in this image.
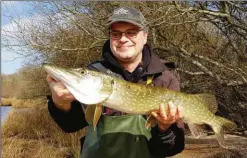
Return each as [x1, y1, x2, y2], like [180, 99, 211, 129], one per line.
[2, 105, 85, 158]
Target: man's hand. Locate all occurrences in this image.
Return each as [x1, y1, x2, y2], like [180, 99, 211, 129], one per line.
[46, 75, 75, 111]
[151, 101, 184, 132]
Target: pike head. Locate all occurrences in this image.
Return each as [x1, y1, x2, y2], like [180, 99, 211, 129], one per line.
[43, 64, 114, 105]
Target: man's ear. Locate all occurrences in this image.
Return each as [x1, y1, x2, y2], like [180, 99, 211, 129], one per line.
[144, 31, 148, 44]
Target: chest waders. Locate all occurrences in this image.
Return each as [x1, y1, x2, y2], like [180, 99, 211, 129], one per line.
[81, 62, 154, 158]
[81, 115, 152, 158]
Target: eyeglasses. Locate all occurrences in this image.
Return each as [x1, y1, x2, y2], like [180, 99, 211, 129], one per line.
[109, 29, 142, 40]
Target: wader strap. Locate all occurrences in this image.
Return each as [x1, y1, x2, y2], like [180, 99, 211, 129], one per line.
[89, 62, 108, 73]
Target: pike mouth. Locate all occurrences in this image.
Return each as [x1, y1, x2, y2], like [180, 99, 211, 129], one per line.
[46, 67, 102, 95]
[63, 75, 103, 96]
[44, 64, 110, 104]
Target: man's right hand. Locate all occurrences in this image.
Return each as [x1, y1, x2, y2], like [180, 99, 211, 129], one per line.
[46, 75, 75, 111]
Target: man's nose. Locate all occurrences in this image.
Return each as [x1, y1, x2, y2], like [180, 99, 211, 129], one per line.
[119, 33, 129, 42]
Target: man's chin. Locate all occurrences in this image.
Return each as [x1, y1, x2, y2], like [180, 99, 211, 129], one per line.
[117, 52, 132, 59]
[118, 56, 135, 63]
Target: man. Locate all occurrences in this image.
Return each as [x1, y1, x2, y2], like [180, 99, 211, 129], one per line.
[47, 7, 185, 158]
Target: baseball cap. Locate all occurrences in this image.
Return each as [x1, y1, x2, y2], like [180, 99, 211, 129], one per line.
[107, 7, 147, 29]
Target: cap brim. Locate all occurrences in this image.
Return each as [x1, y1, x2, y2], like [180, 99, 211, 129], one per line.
[107, 19, 143, 28]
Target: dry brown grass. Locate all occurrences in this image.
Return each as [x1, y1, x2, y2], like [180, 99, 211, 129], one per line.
[2, 137, 71, 158]
[11, 98, 47, 108]
[171, 143, 247, 158]
[2, 106, 85, 158]
[1, 97, 47, 108]
[1, 97, 13, 106]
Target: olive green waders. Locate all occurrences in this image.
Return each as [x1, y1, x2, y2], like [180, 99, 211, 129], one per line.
[81, 114, 152, 158]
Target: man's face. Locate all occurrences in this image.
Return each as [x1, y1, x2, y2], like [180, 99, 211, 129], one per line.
[109, 22, 148, 63]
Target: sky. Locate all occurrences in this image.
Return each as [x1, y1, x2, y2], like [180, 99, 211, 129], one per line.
[1, 1, 70, 75]
[1, 1, 35, 75]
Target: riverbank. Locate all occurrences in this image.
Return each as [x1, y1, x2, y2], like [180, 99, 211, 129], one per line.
[1, 97, 47, 108]
[171, 134, 247, 158]
[1, 106, 85, 157]
[1, 97, 12, 106]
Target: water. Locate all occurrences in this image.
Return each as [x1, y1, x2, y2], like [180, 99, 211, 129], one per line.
[1, 106, 12, 122]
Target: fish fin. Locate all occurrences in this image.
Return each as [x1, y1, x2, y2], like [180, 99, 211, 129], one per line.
[85, 104, 103, 130]
[188, 123, 205, 138]
[145, 114, 157, 129]
[193, 93, 218, 114]
[213, 116, 237, 132]
[93, 104, 103, 131]
[215, 128, 228, 149]
[85, 105, 96, 124]
[211, 116, 237, 148]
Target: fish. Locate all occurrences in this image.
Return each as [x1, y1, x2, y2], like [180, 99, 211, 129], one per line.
[43, 64, 237, 148]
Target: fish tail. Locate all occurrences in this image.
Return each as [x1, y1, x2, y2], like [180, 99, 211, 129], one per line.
[215, 116, 237, 132]
[211, 116, 237, 148]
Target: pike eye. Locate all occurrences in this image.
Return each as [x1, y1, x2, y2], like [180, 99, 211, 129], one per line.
[79, 69, 87, 75]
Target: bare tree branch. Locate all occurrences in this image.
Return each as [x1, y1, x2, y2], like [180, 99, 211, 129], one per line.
[173, 1, 230, 18]
[177, 68, 206, 75]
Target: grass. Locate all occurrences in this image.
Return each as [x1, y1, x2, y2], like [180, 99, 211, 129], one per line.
[1, 97, 47, 108]
[2, 103, 85, 158]
[1, 97, 13, 106]
[2, 138, 71, 158]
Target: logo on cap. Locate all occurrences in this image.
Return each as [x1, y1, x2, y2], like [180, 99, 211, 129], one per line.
[114, 8, 129, 15]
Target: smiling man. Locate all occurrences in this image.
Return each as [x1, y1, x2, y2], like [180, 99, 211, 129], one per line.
[47, 7, 185, 158]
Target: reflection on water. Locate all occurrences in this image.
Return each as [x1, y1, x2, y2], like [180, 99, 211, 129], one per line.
[1, 106, 12, 122]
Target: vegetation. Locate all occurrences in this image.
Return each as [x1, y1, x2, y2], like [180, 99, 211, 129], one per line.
[1, 1, 247, 157]
[1, 98, 12, 106]
[2, 106, 85, 157]
[1, 97, 47, 108]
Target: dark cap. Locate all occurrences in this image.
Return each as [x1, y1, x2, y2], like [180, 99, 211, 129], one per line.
[107, 7, 147, 29]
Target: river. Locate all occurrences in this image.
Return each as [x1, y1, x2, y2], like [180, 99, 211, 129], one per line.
[1, 106, 12, 123]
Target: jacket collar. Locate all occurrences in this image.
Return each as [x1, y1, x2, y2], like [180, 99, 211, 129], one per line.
[142, 44, 166, 76]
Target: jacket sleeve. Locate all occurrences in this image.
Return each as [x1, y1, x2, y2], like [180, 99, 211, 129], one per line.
[47, 95, 88, 133]
[148, 70, 185, 157]
[148, 124, 184, 157]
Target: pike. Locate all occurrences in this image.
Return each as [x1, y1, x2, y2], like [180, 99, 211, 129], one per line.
[43, 64, 237, 148]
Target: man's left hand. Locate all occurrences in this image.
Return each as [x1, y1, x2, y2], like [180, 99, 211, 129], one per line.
[151, 101, 184, 132]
